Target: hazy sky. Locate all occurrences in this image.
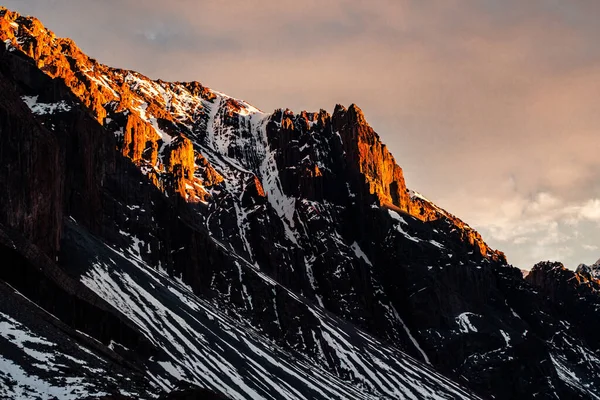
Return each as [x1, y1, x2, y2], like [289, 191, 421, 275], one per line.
[5, 0, 600, 269]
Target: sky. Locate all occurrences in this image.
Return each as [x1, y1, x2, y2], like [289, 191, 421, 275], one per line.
[5, 0, 600, 269]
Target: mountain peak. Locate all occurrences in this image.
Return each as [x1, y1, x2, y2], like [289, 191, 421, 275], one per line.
[332, 101, 410, 209]
[0, 7, 502, 261]
[333, 103, 347, 115]
[575, 258, 600, 281]
[332, 102, 368, 127]
[347, 103, 366, 122]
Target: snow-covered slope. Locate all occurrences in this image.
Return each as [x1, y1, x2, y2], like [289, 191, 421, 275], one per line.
[61, 220, 480, 400]
[0, 290, 144, 399]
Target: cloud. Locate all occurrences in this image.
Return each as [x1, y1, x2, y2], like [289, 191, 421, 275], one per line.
[578, 199, 600, 221]
[3, 0, 600, 269]
[458, 191, 600, 268]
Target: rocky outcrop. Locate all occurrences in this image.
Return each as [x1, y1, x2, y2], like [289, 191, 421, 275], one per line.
[408, 193, 505, 261]
[121, 112, 159, 164]
[164, 136, 204, 200]
[196, 154, 224, 187]
[0, 7, 221, 203]
[527, 261, 588, 301]
[576, 258, 600, 281]
[0, 9, 116, 120]
[333, 103, 411, 211]
[241, 175, 266, 206]
[526, 261, 600, 351]
[263, 103, 501, 260]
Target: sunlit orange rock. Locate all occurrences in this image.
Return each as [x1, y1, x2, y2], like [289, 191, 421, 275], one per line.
[196, 155, 224, 187]
[0, 8, 230, 205]
[333, 103, 411, 212]
[332, 102, 504, 260]
[122, 112, 160, 163]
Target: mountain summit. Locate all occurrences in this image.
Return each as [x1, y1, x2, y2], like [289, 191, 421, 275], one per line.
[0, 6, 502, 261]
[576, 258, 600, 280]
[0, 6, 599, 400]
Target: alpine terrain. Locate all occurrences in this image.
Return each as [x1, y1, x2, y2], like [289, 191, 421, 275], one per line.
[0, 7, 599, 400]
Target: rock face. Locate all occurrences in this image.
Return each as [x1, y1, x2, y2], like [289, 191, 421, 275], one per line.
[333, 103, 411, 210]
[526, 261, 600, 353]
[1, 6, 599, 400]
[0, 59, 62, 258]
[576, 258, 600, 280]
[0, 7, 218, 204]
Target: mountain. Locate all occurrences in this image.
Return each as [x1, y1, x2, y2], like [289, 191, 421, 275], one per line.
[576, 259, 600, 280]
[526, 261, 600, 360]
[0, 6, 599, 399]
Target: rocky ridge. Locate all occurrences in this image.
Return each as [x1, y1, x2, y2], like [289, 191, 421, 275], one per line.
[576, 258, 600, 281]
[0, 6, 500, 261]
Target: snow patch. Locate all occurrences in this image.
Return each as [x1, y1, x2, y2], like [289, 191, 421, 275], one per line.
[388, 210, 422, 243]
[21, 95, 71, 115]
[390, 305, 431, 365]
[456, 312, 479, 333]
[350, 242, 373, 267]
